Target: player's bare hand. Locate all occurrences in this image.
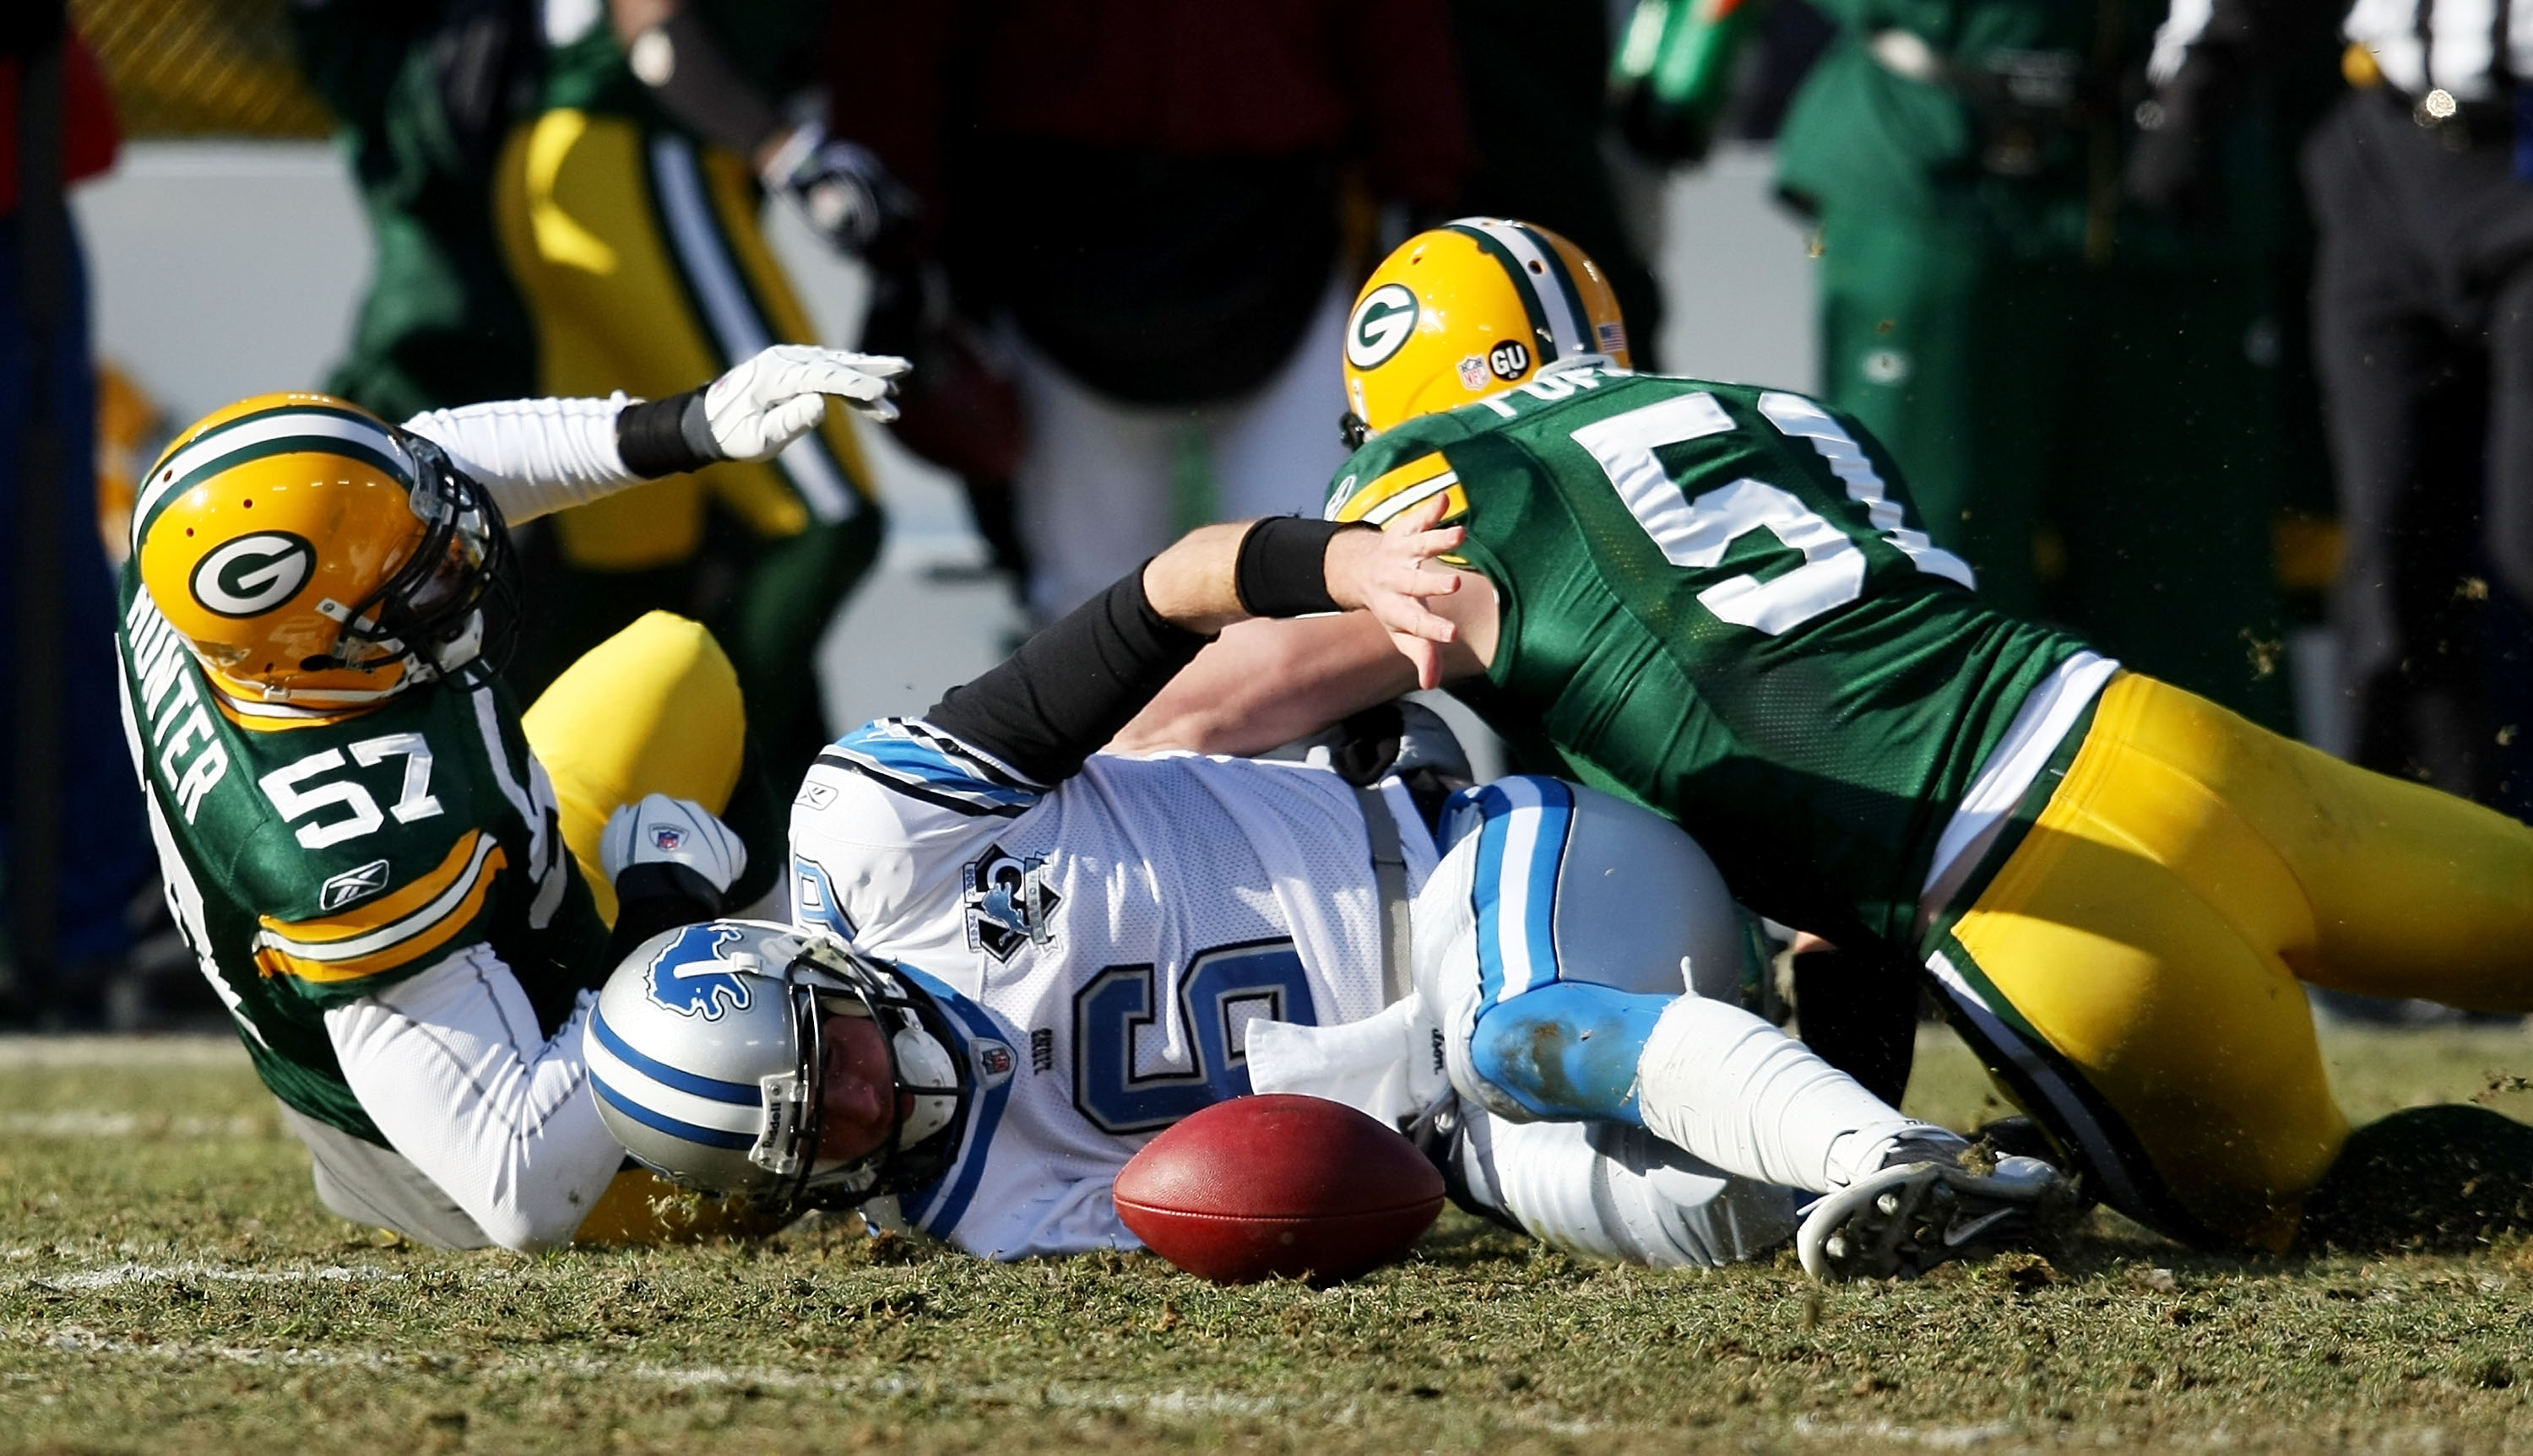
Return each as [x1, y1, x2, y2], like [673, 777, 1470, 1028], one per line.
[1327, 495, 1467, 689]
[703, 344, 914, 461]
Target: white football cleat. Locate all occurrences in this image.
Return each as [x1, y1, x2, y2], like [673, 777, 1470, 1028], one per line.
[1797, 1152, 2071, 1282]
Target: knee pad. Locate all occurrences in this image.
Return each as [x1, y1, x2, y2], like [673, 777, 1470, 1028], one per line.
[1465, 982, 1671, 1123]
[1411, 775, 1753, 1123]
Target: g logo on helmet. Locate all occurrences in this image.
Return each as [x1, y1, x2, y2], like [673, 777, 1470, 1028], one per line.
[189, 532, 316, 619]
[645, 923, 752, 1020]
[1347, 284, 1421, 370]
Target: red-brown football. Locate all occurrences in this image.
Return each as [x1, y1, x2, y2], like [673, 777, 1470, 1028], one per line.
[1114, 1094, 1445, 1284]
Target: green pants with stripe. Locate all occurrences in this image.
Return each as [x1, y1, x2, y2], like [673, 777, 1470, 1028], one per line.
[495, 110, 884, 778]
[1816, 205, 2292, 731]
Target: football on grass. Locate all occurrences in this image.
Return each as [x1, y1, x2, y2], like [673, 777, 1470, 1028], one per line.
[1114, 1094, 1446, 1283]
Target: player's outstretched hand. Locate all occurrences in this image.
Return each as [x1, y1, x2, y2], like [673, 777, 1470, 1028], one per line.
[1328, 493, 1467, 690]
[600, 793, 748, 899]
[704, 344, 914, 461]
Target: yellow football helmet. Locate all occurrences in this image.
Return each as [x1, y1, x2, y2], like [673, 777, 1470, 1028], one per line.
[1340, 218, 1632, 444]
[133, 392, 514, 706]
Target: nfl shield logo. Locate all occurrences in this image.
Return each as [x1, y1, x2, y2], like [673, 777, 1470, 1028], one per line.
[651, 826, 684, 852]
[1456, 355, 1489, 391]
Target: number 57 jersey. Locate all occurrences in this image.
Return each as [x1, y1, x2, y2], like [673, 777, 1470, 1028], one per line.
[789, 723, 1423, 1259]
[115, 580, 605, 1146]
[1326, 368, 2093, 955]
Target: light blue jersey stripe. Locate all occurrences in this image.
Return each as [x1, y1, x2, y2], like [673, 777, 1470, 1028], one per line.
[1470, 777, 1575, 1005]
[826, 721, 1044, 815]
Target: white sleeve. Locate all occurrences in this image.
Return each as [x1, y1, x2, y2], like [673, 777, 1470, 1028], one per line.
[400, 394, 643, 524]
[324, 943, 626, 1253]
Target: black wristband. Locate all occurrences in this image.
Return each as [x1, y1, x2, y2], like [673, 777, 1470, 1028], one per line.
[1234, 517, 1373, 618]
[616, 390, 719, 478]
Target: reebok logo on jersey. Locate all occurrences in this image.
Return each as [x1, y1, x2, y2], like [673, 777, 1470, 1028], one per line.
[962, 843, 1060, 962]
[318, 858, 392, 912]
[644, 923, 753, 1020]
[190, 532, 316, 618]
[1346, 284, 1419, 369]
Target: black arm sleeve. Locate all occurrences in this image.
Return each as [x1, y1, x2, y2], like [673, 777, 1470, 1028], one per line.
[922, 570, 1213, 786]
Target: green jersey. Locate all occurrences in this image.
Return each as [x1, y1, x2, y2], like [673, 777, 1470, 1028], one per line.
[115, 574, 609, 1145]
[1326, 368, 2091, 949]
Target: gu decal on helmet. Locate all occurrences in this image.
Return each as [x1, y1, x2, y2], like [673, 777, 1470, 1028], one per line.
[1346, 284, 1420, 370]
[189, 532, 316, 618]
[1456, 355, 1489, 391]
[645, 923, 754, 1020]
[1486, 339, 1532, 381]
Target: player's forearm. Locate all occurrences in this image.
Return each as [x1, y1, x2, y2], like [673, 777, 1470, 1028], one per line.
[1109, 615, 1422, 758]
[400, 392, 718, 523]
[324, 947, 625, 1253]
[924, 568, 1217, 786]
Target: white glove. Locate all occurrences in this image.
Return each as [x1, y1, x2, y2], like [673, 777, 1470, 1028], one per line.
[599, 793, 748, 900]
[702, 344, 913, 461]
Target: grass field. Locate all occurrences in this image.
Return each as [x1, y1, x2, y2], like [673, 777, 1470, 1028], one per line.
[4, 1026, 2533, 1454]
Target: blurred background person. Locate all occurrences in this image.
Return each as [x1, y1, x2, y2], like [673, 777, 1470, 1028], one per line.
[1766, 0, 2300, 731]
[825, 0, 1471, 622]
[1452, 0, 1670, 372]
[1, 7, 152, 1027]
[491, 0, 907, 779]
[289, 0, 542, 423]
[2305, 3, 2533, 820]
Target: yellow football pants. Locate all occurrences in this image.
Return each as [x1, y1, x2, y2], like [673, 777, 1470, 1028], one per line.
[1939, 672, 2533, 1249]
[494, 110, 876, 567]
[514, 610, 782, 1245]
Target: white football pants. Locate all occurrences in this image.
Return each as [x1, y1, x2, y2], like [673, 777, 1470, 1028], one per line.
[1003, 275, 1353, 620]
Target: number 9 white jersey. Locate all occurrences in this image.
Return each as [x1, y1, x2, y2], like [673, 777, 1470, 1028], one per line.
[789, 718, 1429, 1258]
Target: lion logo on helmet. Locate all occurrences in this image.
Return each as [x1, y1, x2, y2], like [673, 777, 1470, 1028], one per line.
[645, 923, 754, 1020]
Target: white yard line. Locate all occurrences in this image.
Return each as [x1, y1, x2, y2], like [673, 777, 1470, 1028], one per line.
[7, 1323, 1593, 1429]
[0, 1036, 246, 1069]
[24, 1262, 401, 1291]
[1790, 1416, 2025, 1448]
[0, 1111, 269, 1139]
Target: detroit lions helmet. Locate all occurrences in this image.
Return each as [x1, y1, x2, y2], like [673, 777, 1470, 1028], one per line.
[134, 392, 516, 705]
[587, 920, 969, 1208]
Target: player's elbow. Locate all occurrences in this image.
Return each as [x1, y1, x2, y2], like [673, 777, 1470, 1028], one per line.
[465, 1184, 593, 1254]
